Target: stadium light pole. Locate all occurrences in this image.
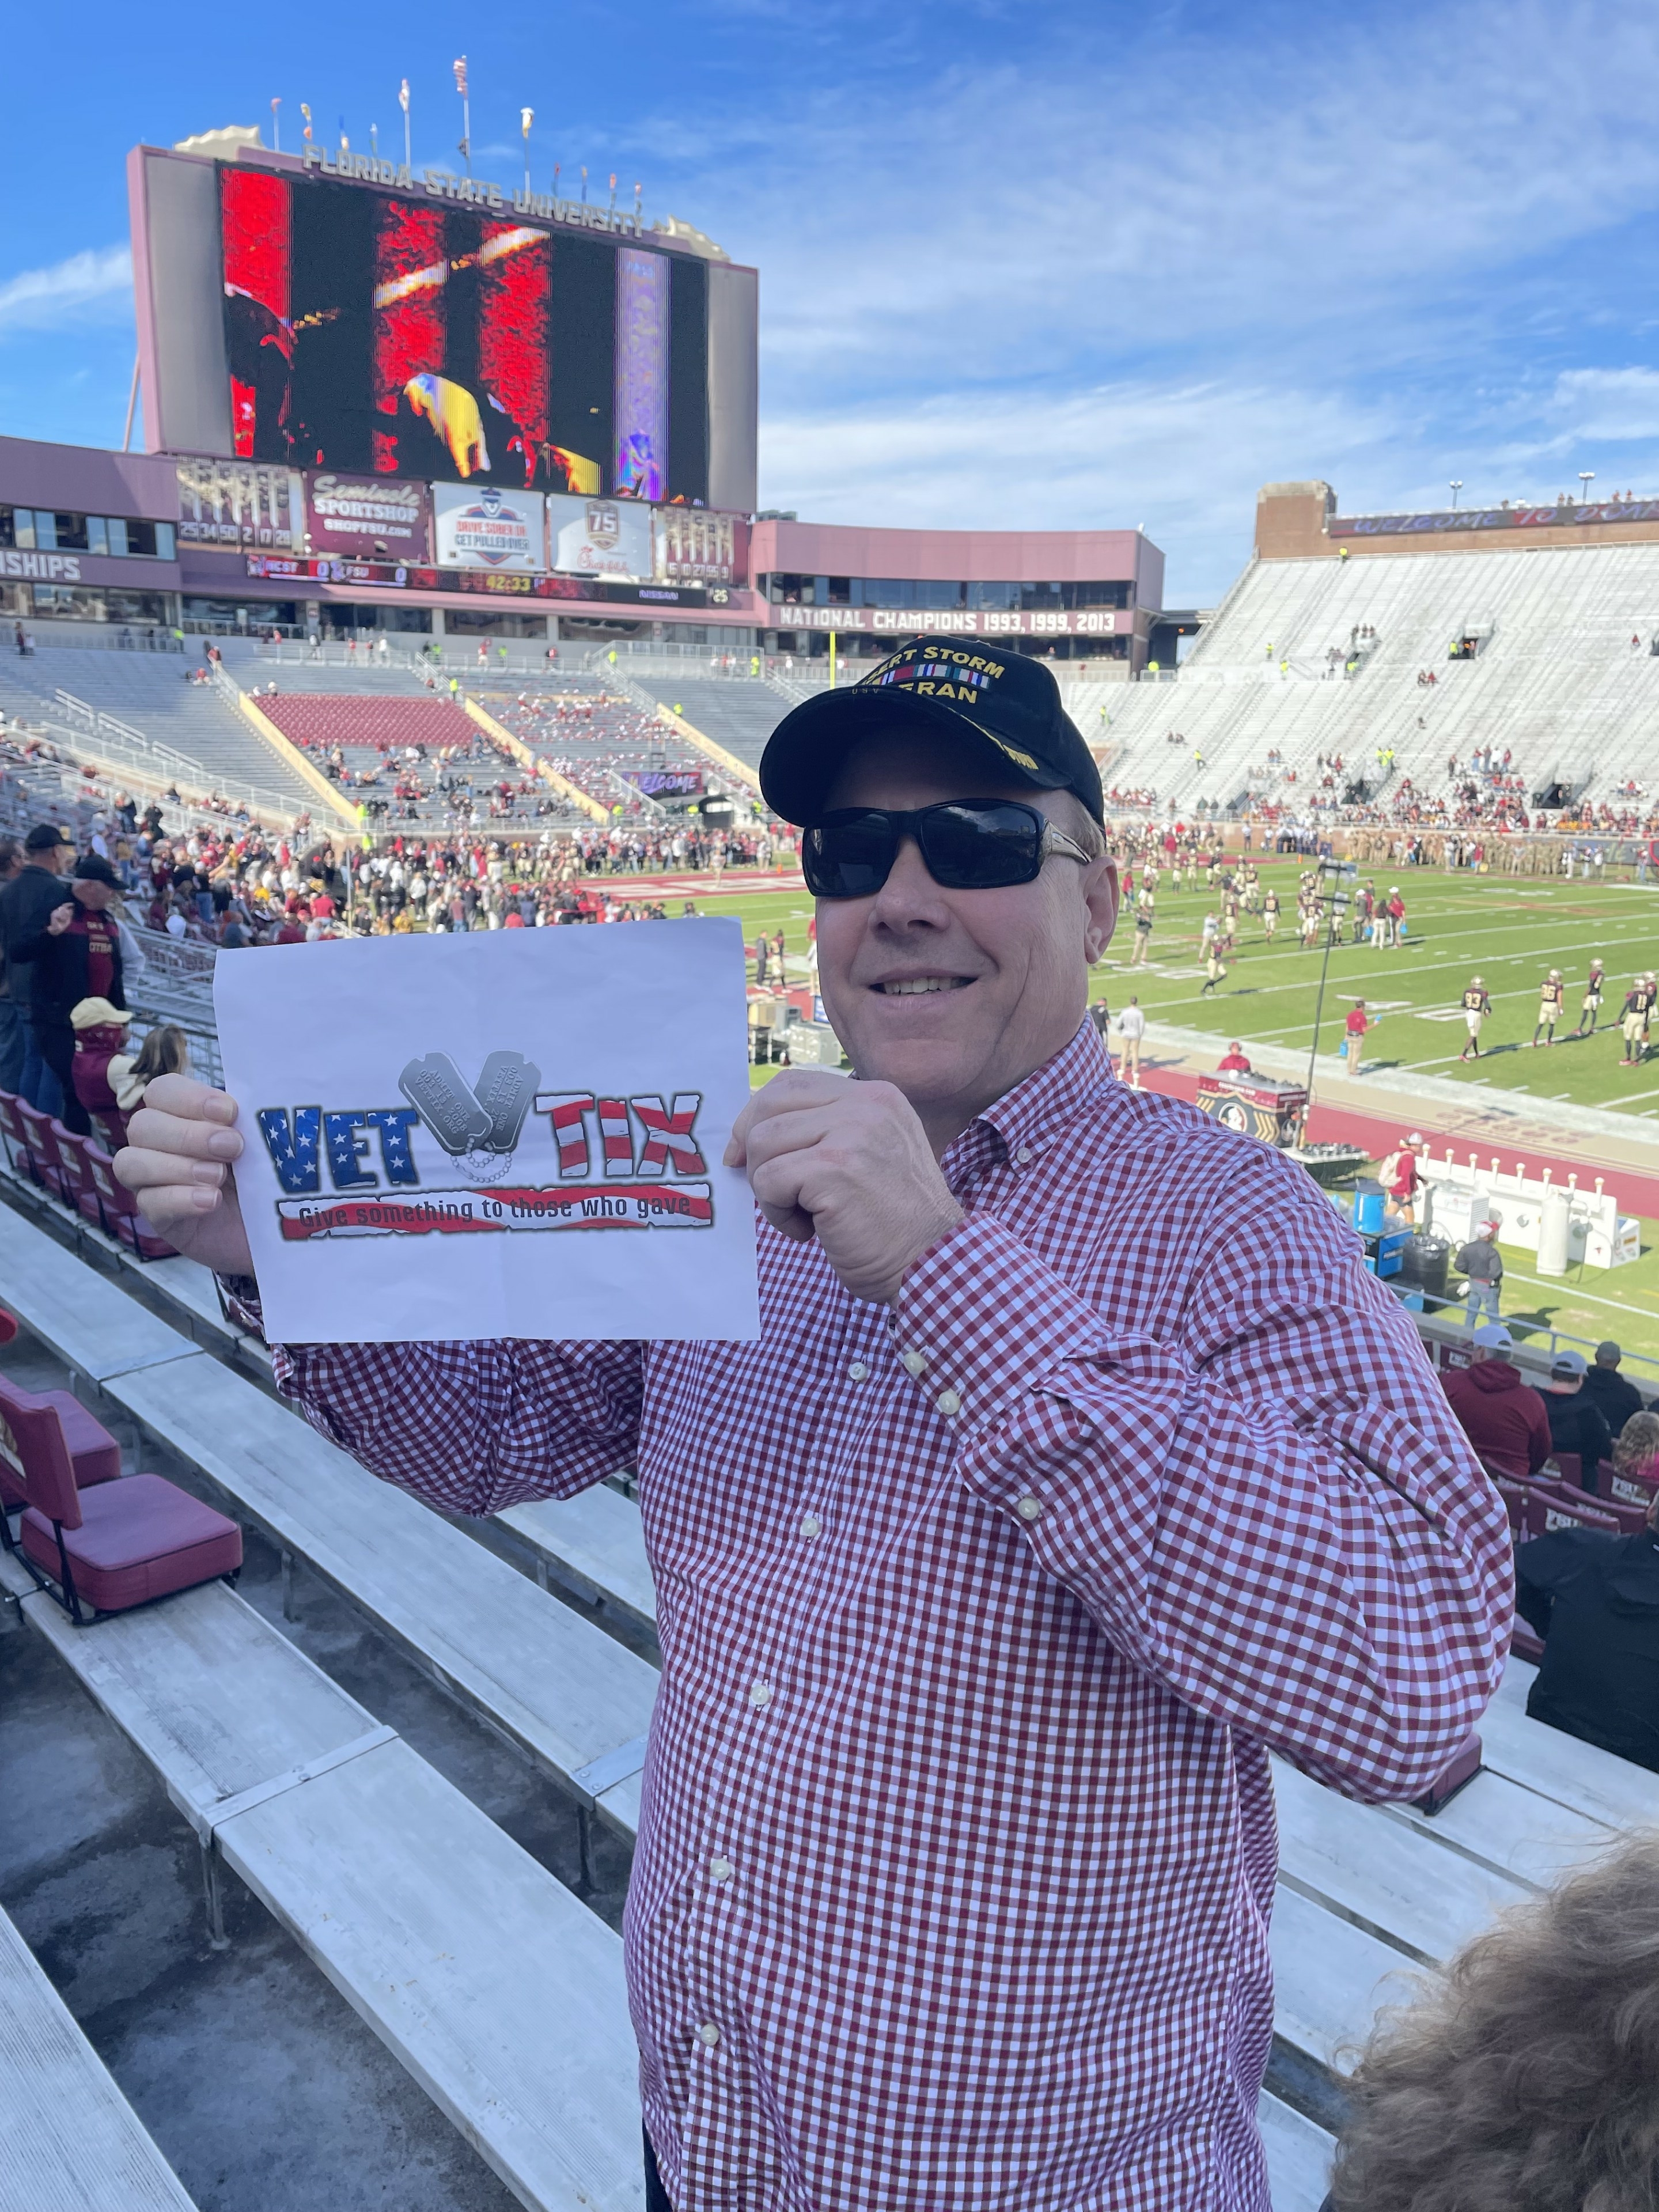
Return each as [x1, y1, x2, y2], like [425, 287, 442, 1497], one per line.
[270, 96, 281, 153]
[399, 79, 410, 172]
[1580, 471, 1594, 505]
[453, 55, 470, 174]
[1448, 479, 1461, 510]
[521, 108, 533, 196]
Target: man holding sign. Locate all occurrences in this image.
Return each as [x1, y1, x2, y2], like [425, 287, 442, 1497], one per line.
[118, 639, 1510, 2212]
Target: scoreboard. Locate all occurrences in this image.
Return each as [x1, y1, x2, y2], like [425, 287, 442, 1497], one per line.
[128, 143, 757, 517]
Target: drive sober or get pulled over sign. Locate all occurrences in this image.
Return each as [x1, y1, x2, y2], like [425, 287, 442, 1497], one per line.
[215, 921, 761, 1344]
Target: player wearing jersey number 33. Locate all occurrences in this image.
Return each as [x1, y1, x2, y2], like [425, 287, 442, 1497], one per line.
[114, 640, 1512, 2212]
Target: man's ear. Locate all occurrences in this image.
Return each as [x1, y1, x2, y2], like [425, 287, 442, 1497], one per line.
[1083, 858, 1119, 966]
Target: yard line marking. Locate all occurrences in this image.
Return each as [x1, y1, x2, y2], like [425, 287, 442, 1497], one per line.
[1500, 1271, 1658, 1322]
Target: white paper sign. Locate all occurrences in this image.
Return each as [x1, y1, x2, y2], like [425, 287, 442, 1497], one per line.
[214, 921, 760, 1345]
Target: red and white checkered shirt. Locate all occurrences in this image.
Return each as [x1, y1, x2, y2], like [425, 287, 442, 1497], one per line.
[268, 1022, 1512, 2211]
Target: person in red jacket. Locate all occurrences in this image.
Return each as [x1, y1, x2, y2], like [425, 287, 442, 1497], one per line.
[1441, 1324, 1552, 1478]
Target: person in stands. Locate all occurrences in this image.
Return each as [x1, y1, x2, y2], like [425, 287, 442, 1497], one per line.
[1585, 1339, 1646, 1436]
[1, 821, 77, 1115]
[1440, 1323, 1551, 1478]
[68, 996, 134, 1141]
[1607, 1410, 1659, 1512]
[1327, 1834, 1659, 2209]
[109, 1023, 191, 1119]
[1455, 1220, 1504, 1328]
[1515, 1475, 1659, 1770]
[1540, 1349, 1613, 1486]
[114, 639, 1511, 2212]
[9, 851, 126, 1137]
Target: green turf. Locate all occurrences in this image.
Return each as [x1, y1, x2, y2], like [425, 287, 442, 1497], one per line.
[1097, 860, 1659, 1112]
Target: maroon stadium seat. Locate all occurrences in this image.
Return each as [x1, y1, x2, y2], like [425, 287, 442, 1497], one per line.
[81, 1141, 177, 1260]
[1492, 1475, 1528, 1532]
[0, 1369, 123, 1528]
[1523, 1485, 1621, 1539]
[14, 1100, 69, 1200]
[52, 1126, 108, 1232]
[1608, 1465, 1659, 1511]
[9, 1394, 240, 1622]
[0, 1089, 28, 1172]
[1510, 1620, 1546, 1664]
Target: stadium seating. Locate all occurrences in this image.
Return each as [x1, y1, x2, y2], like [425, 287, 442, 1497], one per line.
[7, 1389, 241, 1619]
[1522, 1484, 1623, 1539]
[256, 694, 475, 752]
[633, 676, 789, 770]
[0, 645, 316, 813]
[0, 1896, 200, 2211]
[1101, 538, 1659, 810]
[0, 1544, 645, 2212]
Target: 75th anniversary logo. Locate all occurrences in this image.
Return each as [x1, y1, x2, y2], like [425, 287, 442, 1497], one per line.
[256, 1050, 713, 1241]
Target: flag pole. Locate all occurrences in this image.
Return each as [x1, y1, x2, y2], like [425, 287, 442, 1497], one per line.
[399, 78, 410, 171]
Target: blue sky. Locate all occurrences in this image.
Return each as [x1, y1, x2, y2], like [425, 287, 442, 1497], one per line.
[6, 0, 1659, 603]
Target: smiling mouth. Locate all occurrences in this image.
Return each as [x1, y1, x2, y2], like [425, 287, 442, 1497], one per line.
[873, 976, 973, 995]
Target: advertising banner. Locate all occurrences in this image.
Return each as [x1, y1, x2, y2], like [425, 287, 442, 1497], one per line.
[176, 459, 304, 550]
[306, 472, 430, 559]
[653, 507, 737, 586]
[432, 482, 546, 570]
[548, 494, 653, 581]
[215, 921, 760, 1345]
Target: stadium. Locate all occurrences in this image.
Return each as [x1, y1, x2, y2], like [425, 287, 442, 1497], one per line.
[7, 95, 1659, 2212]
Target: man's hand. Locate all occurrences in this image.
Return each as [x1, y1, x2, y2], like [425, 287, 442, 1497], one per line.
[725, 1070, 963, 1305]
[115, 1074, 256, 1278]
[46, 902, 74, 935]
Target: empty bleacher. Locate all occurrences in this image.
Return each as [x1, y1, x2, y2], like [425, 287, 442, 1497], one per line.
[0, 646, 317, 816]
[632, 677, 787, 772]
[1103, 539, 1659, 811]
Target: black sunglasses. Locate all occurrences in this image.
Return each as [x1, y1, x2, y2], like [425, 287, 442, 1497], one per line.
[802, 800, 1095, 899]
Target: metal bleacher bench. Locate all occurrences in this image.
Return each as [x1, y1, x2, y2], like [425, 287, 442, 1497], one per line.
[0, 1893, 200, 2211]
[0, 1533, 645, 2211]
[0, 1202, 657, 1844]
[21, 1183, 1659, 2210]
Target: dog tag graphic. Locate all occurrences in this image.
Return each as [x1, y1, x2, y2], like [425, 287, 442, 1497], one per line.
[399, 1053, 491, 1156]
[472, 1051, 542, 1154]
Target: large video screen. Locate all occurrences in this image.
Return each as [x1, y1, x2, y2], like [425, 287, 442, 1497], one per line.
[218, 167, 710, 505]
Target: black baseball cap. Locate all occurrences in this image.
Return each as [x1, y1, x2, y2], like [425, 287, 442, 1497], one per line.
[71, 853, 119, 886]
[24, 822, 73, 852]
[759, 638, 1104, 825]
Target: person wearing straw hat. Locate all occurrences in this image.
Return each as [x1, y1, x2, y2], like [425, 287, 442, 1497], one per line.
[67, 995, 133, 1132]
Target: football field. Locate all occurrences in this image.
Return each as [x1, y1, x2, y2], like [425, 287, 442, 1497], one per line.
[1099, 862, 1659, 1113]
[686, 861, 1659, 1112]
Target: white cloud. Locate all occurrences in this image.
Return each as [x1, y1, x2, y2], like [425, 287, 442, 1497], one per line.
[1548, 368, 1659, 444]
[761, 378, 1396, 603]
[0, 246, 132, 334]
